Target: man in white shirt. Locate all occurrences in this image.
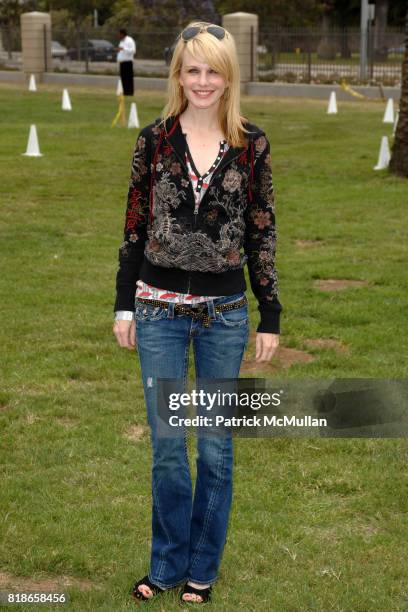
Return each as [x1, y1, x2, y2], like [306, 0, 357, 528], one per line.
[116, 28, 136, 96]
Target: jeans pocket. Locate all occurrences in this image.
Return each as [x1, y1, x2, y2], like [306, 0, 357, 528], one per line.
[134, 301, 168, 322]
[216, 303, 248, 328]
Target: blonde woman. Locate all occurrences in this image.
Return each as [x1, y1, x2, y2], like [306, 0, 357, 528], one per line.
[113, 21, 282, 604]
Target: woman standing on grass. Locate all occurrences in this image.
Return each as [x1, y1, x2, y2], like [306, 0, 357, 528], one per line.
[113, 21, 282, 605]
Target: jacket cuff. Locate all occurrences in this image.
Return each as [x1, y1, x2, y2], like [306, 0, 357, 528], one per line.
[257, 308, 281, 334]
[114, 289, 136, 313]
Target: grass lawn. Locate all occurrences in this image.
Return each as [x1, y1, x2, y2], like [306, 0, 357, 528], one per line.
[0, 82, 407, 610]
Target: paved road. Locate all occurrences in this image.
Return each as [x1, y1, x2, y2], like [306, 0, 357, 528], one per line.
[0, 52, 169, 75]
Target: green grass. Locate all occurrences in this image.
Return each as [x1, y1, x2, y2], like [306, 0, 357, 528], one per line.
[0, 83, 407, 610]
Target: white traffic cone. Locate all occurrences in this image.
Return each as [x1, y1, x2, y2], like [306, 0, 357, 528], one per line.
[116, 78, 123, 96]
[327, 91, 337, 114]
[383, 98, 394, 123]
[28, 74, 37, 92]
[128, 102, 140, 128]
[373, 136, 390, 170]
[62, 88, 72, 111]
[392, 109, 399, 137]
[22, 124, 42, 157]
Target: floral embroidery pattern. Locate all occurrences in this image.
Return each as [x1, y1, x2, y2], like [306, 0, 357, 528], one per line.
[254, 135, 267, 155]
[125, 188, 145, 232]
[237, 151, 248, 165]
[245, 201, 278, 298]
[222, 168, 242, 193]
[153, 173, 185, 212]
[129, 136, 148, 182]
[204, 209, 219, 225]
[118, 134, 150, 261]
[252, 210, 272, 230]
[170, 161, 182, 175]
[258, 154, 275, 212]
[227, 249, 241, 265]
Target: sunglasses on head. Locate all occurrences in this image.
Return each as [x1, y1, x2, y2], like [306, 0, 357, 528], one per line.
[180, 25, 226, 42]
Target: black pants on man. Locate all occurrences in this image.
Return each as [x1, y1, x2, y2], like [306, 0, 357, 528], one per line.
[120, 60, 134, 96]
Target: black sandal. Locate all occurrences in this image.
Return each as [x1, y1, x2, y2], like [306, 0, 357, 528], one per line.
[131, 575, 165, 601]
[180, 583, 212, 604]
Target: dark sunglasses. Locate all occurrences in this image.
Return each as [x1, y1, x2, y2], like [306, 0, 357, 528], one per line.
[180, 25, 226, 42]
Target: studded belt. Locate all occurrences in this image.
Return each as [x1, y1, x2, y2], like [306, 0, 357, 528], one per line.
[136, 296, 247, 328]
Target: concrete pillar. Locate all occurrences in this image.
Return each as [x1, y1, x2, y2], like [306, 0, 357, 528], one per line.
[20, 12, 52, 82]
[222, 12, 258, 86]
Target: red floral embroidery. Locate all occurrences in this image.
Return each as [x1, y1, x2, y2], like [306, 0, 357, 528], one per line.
[125, 188, 145, 231]
[237, 151, 247, 164]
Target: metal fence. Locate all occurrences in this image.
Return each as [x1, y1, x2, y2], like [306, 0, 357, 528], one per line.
[258, 27, 405, 85]
[0, 24, 405, 86]
[49, 26, 177, 77]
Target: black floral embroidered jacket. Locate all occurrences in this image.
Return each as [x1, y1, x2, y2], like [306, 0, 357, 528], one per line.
[114, 115, 282, 333]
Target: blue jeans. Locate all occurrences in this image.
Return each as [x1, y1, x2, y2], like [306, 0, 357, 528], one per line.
[135, 292, 249, 589]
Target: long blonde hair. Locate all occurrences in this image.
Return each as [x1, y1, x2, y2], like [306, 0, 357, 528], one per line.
[161, 21, 250, 148]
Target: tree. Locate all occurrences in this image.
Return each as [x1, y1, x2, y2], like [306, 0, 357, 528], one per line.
[0, 0, 22, 58]
[0, 0, 48, 58]
[49, 0, 115, 57]
[100, 0, 137, 31]
[389, 6, 408, 178]
[388, 1, 407, 27]
[331, 0, 360, 59]
[317, 2, 337, 60]
[373, 0, 389, 61]
[49, 0, 97, 28]
[137, 0, 217, 29]
[215, 0, 322, 27]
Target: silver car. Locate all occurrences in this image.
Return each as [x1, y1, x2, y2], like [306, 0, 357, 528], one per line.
[52, 41, 68, 60]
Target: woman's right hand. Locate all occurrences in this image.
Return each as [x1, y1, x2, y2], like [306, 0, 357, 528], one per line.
[113, 319, 136, 350]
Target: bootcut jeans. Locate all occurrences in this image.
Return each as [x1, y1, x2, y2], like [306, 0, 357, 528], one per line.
[135, 291, 249, 589]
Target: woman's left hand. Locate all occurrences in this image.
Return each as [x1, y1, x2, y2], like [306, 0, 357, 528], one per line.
[255, 333, 279, 362]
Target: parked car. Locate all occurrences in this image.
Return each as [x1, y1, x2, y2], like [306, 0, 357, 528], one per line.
[51, 40, 67, 60]
[67, 39, 116, 62]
